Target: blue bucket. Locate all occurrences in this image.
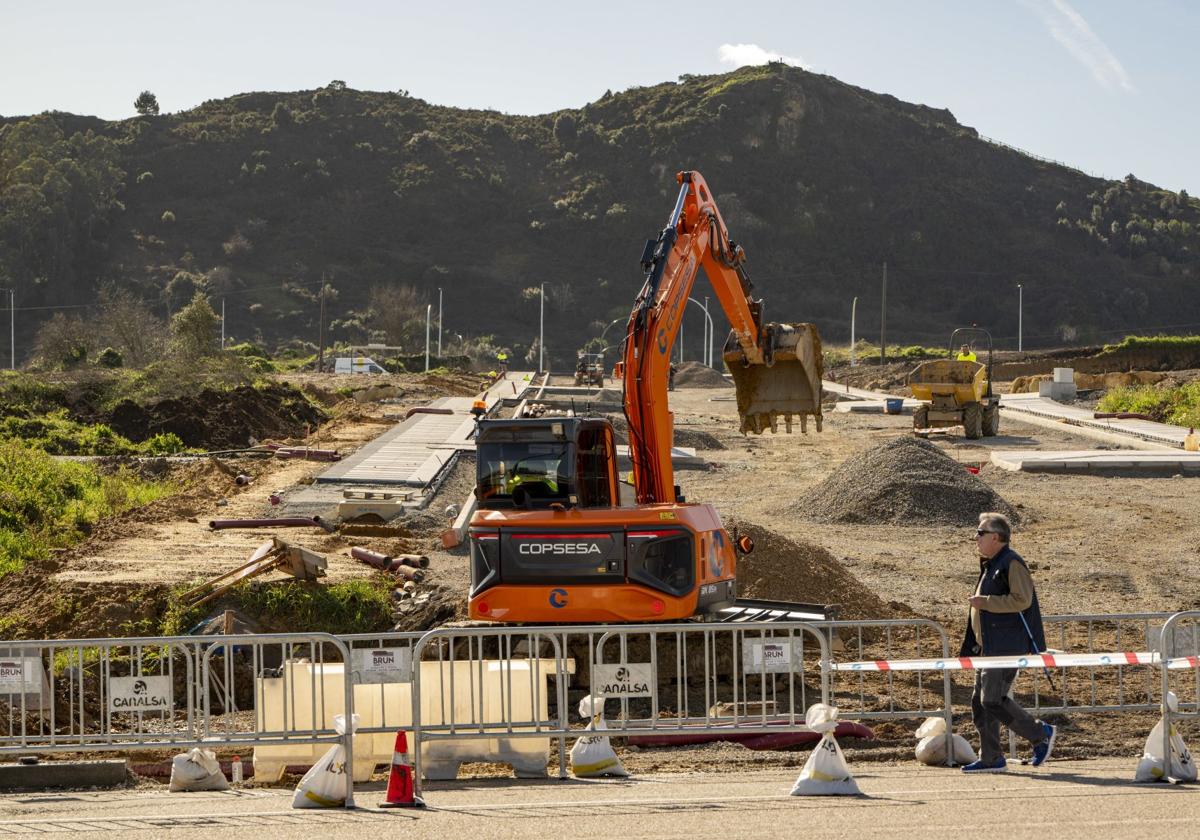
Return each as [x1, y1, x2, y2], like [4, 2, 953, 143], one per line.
[884, 398, 904, 415]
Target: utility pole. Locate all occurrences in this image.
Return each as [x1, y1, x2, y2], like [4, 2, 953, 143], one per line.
[879, 262, 888, 366]
[704, 296, 711, 367]
[850, 296, 858, 367]
[221, 298, 226, 349]
[437, 287, 443, 358]
[0, 288, 13, 370]
[538, 283, 545, 373]
[1017, 283, 1024, 352]
[424, 304, 432, 372]
[317, 276, 327, 374]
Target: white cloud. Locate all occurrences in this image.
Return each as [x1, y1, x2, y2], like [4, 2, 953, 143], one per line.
[717, 43, 808, 70]
[1025, 0, 1134, 91]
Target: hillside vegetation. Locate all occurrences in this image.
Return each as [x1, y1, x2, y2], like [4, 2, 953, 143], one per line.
[3, 64, 1199, 366]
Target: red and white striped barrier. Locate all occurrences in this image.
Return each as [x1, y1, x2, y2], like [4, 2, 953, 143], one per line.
[831, 651, 1200, 673]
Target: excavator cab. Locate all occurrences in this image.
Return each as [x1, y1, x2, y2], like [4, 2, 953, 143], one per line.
[475, 418, 618, 510]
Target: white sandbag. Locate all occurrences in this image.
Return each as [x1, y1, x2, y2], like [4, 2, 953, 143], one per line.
[914, 716, 977, 766]
[169, 748, 229, 792]
[790, 704, 860, 796]
[570, 695, 628, 778]
[1135, 693, 1196, 783]
[292, 713, 357, 808]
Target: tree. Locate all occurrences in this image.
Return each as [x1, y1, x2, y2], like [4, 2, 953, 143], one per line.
[367, 284, 425, 349]
[169, 292, 220, 358]
[33, 312, 94, 369]
[133, 91, 160, 116]
[97, 283, 165, 367]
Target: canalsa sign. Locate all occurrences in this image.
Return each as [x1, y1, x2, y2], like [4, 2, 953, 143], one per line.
[593, 663, 653, 697]
[108, 675, 172, 713]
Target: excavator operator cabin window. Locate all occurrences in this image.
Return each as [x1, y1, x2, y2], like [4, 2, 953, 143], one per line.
[576, 427, 614, 507]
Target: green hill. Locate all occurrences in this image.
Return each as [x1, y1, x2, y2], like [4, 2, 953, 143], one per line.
[2, 64, 1198, 366]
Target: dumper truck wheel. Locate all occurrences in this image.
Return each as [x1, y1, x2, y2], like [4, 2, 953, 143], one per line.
[913, 405, 929, 431]
[963, 403, 984, 439]
[983, 404, 1000, 437]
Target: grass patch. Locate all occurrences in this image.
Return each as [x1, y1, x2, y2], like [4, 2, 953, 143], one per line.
[1097, 382, 1200, 428]
[0, 411, 187, 455]
[161, 577, 394, 636]
[824, 342, 949, 368]
[1099, 334, 1200, 354]
[0, 441, 175, 577]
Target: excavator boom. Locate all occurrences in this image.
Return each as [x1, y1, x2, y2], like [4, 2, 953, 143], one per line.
[624, 171, 823, 503]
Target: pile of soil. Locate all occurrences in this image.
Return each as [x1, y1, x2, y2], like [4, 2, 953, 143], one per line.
[726, 517, 900, 620]
[101, 383, 327, 450]
[672, 361, 729, 388]
[796, 437, 1016, 527]
[605, 414, 725, 450]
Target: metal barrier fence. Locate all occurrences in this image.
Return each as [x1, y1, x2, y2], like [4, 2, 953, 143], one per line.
[0, 633, 355, 806]
[1161, 611, 1200, 773]
[2, 611, 1197, 803]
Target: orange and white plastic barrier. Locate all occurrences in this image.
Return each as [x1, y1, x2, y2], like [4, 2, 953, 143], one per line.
[831, 651, 1200, 673]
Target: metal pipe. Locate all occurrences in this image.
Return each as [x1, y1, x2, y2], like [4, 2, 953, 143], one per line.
[208, 516, 336, 533]
[394, 553, 431, 569]
[394, 564, 426, 582]
[351, 546, 393, 571]
[273, 447, 340, 462]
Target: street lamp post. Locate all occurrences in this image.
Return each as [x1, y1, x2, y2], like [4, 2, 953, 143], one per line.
[686, 298, 715, 369]
[437, 287, 443, 358]
[1017, 284, 1023, 352]
[0, 288, 14, 370]
[424, 304, 431, 372]
[538, 283, 545, 373]
[850, 296, 858, 367]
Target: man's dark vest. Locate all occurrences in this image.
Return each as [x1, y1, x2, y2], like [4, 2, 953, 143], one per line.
[959, 545, 1046, 657]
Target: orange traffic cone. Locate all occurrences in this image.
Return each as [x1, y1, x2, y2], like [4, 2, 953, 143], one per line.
[378, 730, 425, 809]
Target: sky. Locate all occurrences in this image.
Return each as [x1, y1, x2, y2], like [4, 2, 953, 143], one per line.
[2, 0, 1197, 194]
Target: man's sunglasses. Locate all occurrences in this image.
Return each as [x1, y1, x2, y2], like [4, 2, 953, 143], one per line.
[975, 529, 996, 536]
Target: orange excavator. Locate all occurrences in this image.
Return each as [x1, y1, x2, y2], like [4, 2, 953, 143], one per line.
[468, 171, 824, 624]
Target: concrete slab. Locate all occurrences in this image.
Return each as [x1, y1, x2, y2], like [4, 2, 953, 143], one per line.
[834, 399, 922, 414]
[1000, 392, 1189, 448]
[0, 759, 128, 791]
[991, 449, 1200, 473]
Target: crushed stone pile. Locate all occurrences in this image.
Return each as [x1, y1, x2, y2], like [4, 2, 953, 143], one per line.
[726, 517, 900, 620]
[797, 436, 1016, 527]
[672, 361, 730, 388]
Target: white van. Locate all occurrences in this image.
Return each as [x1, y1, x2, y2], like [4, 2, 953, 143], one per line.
[333, 356, 386, 374]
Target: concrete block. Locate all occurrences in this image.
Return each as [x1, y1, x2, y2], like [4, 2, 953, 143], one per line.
[0, 759, 128, 790]
[1038, 380, 1077, 402]
[1052, 367, 1074, 384]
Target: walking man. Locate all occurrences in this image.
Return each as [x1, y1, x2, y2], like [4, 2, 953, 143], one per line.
[960, 512, 1057, 772]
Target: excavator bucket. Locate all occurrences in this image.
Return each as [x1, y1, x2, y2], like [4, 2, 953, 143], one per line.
[724, 323, 824, 435]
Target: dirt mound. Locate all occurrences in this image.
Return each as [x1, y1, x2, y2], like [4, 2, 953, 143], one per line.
[726, 517, 899, 620]
[103, 383, 327, 450]
[604, 415, 725, 450]
[796, 436, 1016, 527]
[673, 427, 725, 450]
[673, 361, 729, 388]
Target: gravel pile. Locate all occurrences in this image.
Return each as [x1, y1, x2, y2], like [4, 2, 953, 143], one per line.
[726, 516, 898, 620]
[673, 361, 730, 388]
[796, 437, 1016, 527]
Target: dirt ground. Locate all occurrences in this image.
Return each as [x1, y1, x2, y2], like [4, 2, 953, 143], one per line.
[5, 367, 1197, 772]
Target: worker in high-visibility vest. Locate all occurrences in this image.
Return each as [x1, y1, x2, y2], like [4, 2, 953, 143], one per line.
[496, 350, 508, 378]
[957, 344, 977, 363]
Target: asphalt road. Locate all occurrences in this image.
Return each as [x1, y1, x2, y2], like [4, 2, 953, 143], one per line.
[0, 759, 1195, 839]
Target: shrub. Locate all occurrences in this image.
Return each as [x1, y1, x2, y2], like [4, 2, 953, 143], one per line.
[97, 347, 124, 368]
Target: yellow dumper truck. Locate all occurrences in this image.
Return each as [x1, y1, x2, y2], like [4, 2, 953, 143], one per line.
[908, 328, 999, 439]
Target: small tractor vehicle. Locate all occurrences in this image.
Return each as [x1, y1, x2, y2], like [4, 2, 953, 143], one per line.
[907, 328, 1000, 439]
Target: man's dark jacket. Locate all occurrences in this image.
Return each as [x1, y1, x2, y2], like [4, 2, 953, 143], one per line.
[959, 545, 1046, 657]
